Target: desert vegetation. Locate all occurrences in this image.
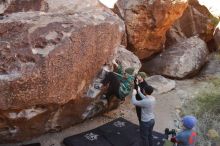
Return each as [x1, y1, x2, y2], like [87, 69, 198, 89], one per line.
[183, 76, 220, 146]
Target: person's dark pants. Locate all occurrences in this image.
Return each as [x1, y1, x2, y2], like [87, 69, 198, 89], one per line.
[101, 72, 120, 100]
[140, 119, 155, 146]
[136, 106, 142, 123]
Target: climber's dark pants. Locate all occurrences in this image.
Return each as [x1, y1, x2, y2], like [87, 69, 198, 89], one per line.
[101, 72, 120, 100]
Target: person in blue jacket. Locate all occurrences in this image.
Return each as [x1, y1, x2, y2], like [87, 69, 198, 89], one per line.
[171, 115, 197, 146]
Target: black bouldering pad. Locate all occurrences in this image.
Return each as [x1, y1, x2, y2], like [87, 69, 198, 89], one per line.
[63, 128, 111, 146]
[63, 117, 166, 146]
[21, 143, 41, 146]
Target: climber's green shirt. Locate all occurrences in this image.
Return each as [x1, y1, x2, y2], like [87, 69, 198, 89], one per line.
[116, 64, 134, 99]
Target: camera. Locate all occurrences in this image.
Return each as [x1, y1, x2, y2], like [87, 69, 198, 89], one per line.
[165, 128, 176, 139]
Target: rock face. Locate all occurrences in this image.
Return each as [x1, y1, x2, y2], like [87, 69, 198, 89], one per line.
[142, 36, 209, 79]
[200, 53, 220, 76]
[146, 75, 176, 94]
[166, 0, 217, 47]
[113, 0, 188, 59]
[115, 45, 141, 74]
[0, 0, 102, 14]
[0, 0, 48, 14]
[0, 1, 131, 142]
[82, 46, 141, 120]
[214, 23, 220, 50]
[46, 0, 103, 13]
[197, 0, 220, 18]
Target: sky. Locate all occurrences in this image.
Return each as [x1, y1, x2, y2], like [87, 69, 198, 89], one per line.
[99, 0, 118, 8]
[198, 0, 220, 17]
[99, 0, 220, 17]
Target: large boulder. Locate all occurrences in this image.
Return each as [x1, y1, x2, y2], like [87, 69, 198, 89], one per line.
[166, 0, 217, 47]
[142, 36, 209, 79]
[0, 0, 48, 14]
[214, 23, 220, 50]
[0, 0, 102, 14]
[199, 53, 220, 76]
[115, 45, 141, 74]
[0, 6, 126, 142]
[146, 75, 176, 94]
[113, 0, 188, 59]
[46, 0, 103, 13]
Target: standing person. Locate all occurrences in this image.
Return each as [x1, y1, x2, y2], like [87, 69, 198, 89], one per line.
[132, 86, 156, 146]
[134, 72, 149, 123]
[171, 115, 197, 146]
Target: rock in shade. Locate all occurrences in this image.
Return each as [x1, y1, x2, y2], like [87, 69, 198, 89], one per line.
[214, 23, 220, 51]
[142, 36, 209, 79]
[146, 75, 176, 94]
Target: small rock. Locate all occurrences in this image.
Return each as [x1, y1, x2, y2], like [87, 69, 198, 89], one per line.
[146, 75, 176, 94]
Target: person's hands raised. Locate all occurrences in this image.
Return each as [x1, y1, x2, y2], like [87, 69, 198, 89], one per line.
[137, 86, 141, 92]
[132, 89, 137, 96]
[135, 78, 139, 85]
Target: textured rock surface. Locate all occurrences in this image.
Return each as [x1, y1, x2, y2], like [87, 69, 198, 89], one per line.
[114, 45, 141, 74]
[166, 0, 217, 47]
[200, 53, 220, 76]
[198, 0, 220, 17]
[146, 75, 176, 94]
[0, 0, 48, 14]
[113, 0, 188, 59]
[214, 23, 220, 50]
[0, 5, 126, 142]
[142, 36, 209, 78]
[0, 0, 102, 14]
[82, 46, 141, 120]
[46, 0, 102, 13]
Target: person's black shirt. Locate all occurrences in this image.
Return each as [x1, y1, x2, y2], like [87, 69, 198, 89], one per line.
[134, 77, 148, 100]
[134, 77, 149, 122]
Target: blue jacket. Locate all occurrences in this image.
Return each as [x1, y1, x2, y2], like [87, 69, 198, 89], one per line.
[176, 129, 197, 146]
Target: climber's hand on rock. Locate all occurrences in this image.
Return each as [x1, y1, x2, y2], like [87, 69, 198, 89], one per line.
[112, 59, 118, 66]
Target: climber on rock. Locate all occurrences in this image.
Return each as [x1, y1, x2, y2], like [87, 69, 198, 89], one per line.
[100, 59, 135, 102]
